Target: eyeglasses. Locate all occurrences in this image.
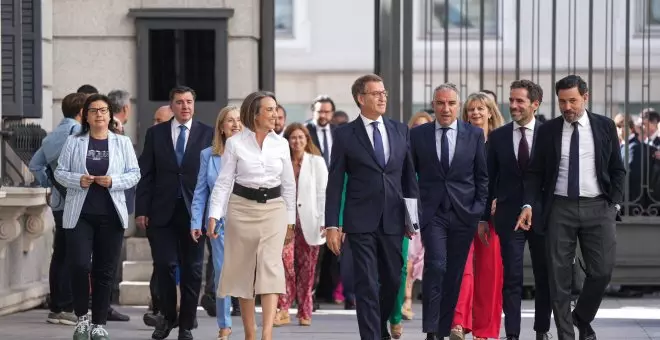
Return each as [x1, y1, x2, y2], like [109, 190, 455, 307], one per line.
[88, 107, 109, 115]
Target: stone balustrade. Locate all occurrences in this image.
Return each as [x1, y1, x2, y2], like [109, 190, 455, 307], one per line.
[0, 187, 54, 316]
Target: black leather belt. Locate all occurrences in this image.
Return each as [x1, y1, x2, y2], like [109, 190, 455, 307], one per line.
[233, 183, 281, 203]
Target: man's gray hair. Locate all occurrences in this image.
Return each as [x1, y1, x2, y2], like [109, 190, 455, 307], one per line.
[433, 83, 461, 99]
[108, 89, 131, 113]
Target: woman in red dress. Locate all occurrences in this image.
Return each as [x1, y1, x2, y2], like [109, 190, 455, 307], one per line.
[450, 92, 505, 340]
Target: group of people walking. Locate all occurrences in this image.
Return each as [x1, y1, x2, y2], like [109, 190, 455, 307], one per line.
[29, 72, 621, 340]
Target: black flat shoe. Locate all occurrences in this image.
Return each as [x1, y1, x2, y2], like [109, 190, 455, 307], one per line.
[107, 307, 130, 322]
[178, 329, 193, 340]
[143, 312, 163, 328]
[151, 318, 174, 340]
[200, 294, 216, 317]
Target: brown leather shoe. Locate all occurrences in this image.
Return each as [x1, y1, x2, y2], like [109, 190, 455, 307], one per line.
[298, 318, 311, 326]
[273, 310, 290, 327]
[390, 323, 403, 339]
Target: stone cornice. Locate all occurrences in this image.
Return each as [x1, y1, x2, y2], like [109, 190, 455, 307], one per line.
[0, 188, 51, 258]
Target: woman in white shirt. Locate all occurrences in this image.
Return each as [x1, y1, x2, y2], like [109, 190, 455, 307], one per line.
[273, 123, 328, 327]
[207, 91, 296, 340]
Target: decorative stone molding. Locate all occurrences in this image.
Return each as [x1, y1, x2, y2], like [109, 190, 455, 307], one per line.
[0, 187, 51, 258]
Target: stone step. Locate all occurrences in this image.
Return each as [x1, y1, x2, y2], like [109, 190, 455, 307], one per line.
[125, 237, 152, 261]
[118, 281, 150, 306]
[122, 261, 152, 282]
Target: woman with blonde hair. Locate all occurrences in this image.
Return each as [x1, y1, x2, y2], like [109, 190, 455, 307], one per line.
[190, 105, 242, 340]
[207, 91, 295, 340]
[273, 123, 328, 327]
[451, 92, 505, 340]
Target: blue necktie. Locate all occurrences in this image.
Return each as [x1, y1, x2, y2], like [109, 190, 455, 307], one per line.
[322, 128, 330, 167]
[371, 122, 386, 168]
[440, 127, 450, 174]
[176, 125, 187, 166]
[567, 122, 580, 199]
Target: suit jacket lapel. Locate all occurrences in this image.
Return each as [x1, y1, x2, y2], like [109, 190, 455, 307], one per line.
[530, 120, 541, 159]
[105, 133, 116, 175]
[79, 135, 90, 174]
[162, 119, 178, 165]
[182, 121, 202, 165]
[553, 118, 563, 174]
[353, 119, 380, 168]
[308, 124, 320, 149]
[506, 123, 521, 175]
[383, 119, 397, 169]
[427, 123, 442, 171]
[588, 111, 604, 176]
[211, 154, 220, 176]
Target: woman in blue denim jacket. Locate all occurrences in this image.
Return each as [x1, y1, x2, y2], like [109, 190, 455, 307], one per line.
[189, 105, 242, 340]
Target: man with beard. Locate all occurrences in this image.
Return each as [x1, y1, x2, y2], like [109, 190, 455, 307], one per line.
[485, 80, 551, 340]
[274, 104, 287, 136]
[517, 75, 625, 340]
[307, 95, 337, 167]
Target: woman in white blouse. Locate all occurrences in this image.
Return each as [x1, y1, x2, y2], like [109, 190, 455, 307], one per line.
[207, 91, 296, 340]
[273, 123, 328, 327]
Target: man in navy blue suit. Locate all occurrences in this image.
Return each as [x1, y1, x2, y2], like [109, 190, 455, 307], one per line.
[485, 80, 551, 340]
[136, 86, 213, 340]
[409, 83, 488, 340]
[324, 74, 419, 340]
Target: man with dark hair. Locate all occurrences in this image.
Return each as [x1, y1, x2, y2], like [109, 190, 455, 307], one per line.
[29, 93, 87, 326]
[641, 108, 660, 147]
[325, 74, 419, 340]
[136, 85, 213, 340]
[517, 75, 625, 340]
[486, 79, 551, 340]
[274, 104, 287, 136]
[331, 110, 350, 126]
[77, 84, 99, 95]
[307, 95, 337, 167]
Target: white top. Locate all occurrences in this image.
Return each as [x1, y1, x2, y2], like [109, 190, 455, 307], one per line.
[555, 112, 602, 197]
[360, 114, 390, 163]
[314, 121, 334, 160]
[435, 119, 457, 165]
[208, 129, 297, 224]
[170, 118, 193, 150]
[512, 117, 536, 159]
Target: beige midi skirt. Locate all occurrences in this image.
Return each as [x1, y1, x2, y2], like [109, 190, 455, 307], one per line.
[218, 194, 287, 298]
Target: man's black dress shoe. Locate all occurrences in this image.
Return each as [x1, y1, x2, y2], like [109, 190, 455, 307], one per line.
[506, 336, 520, 340]
[143, 312, 163, 327]
[573, 311, 597, 340]
[107, 307, 130, 321]
[200, 294, 216, 317]
[536, 332, 550, 340]
[344, 300, 356, 310]
[425, 333, 441, 340]
[178, 329, 193, 340]
[151, 318, 174, 340]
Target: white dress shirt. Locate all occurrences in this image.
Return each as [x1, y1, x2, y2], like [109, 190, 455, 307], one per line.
[314, 121, 333, 160]
[207, 129, 297, 224]
[171, 118, 193, 150]
[435, 119, 457, 165]
[360, 114, 390, 163]
[513, 117, 535, 159]
[555, 112, 602, 197]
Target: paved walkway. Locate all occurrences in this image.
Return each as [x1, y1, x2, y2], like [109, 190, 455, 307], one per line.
[1, 299, 660, 339]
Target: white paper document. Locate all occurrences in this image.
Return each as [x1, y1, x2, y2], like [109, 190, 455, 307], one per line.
[404, 198, 420, 234]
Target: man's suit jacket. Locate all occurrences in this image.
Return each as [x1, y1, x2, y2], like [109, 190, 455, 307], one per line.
[324, 117, 419, 235]
[136, 118, 214, 227]
[307, 122, 336, 154]
[523, 112, 626, 226]
[409, 120, 488, 228]
[486, 121, 544, 234]
[55, 132, 141, 230]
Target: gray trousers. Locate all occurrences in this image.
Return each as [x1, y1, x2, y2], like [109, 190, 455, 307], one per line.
[547, 196, 617, 340]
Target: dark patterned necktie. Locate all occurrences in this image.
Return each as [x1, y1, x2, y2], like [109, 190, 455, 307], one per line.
[518, 127, 529, 171]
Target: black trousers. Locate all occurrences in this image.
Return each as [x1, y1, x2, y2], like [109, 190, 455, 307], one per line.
[547, 197, 617, 340]
[66, 213, 124, 324]
[347, 221, 403, 340]
[149, 268, 161, 313]
[147, 198, 205, 330]
[49, 210, 73, 313]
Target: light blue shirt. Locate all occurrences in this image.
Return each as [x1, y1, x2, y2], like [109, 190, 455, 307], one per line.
[28, 118, 81, 211]
[435, 119, 458, 165]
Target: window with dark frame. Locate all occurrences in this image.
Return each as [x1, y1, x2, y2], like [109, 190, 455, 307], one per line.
[148, 29, 216, 101]
[418, 0, 498, 40]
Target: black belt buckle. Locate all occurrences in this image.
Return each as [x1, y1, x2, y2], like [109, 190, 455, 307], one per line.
[257, 187, 268, 203]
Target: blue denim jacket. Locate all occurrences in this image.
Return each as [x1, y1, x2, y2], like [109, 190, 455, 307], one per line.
[28, 118, 81, 211]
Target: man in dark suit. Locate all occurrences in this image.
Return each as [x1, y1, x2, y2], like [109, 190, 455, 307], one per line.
[307, 95, 337, 167]
[136, 86, 214, 340]
[409, 83, 488, 340]
[324, 74, 419, 340]
[485, 80, 551, 340]
[517, 75, 625, 340]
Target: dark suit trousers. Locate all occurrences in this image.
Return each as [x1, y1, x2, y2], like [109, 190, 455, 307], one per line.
[499, 227, 551, 336]
[421, 209, 475, 336]
[339, 239, 355, 302]
[147, 198, 205, 330]
[347, 221, 403, 340]
[49, 210, 73, 313]
[547, 197, 617, 340]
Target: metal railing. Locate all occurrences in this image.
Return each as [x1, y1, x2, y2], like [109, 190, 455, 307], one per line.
[0, 121, 46, 187]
